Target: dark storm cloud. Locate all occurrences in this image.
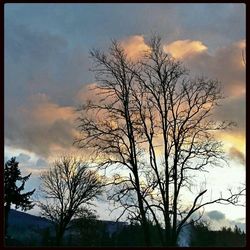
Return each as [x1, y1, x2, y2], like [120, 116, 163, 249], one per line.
[207, 210, 226, 221]
[205, 211, 245, 232]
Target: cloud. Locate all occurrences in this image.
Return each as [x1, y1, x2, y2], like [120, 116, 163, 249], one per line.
[75, 39, 246, 165]
[16, 153, 31, 163]
[5, 23, 68, 64]
[178, 40, 245, 160]
[228, 147, 245, 165]
[120, 35, 150, 61]
[4, 4, 245, 222]
[184, 40, 245, 97]
[5, 93, 77, 157]
[204, 210, 245, 232]
[5, 22, 92, 112]
[75, 83, 99, 104]
[20, 93, 75, 126]
[207, 210, 225, 221]
[36, 158, 48, 167]
[75, 83, 117, 116]
[212, 96, 245, 162]
[212, 130, 245, 165]
[163, 39, 208, 59]
[213, 96, 245, 131]
[23, 167, 46, 176]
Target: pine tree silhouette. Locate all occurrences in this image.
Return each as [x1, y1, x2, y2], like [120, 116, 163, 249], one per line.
[4, 157, 35, 238]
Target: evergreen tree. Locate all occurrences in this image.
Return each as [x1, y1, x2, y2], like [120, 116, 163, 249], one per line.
[4, 157, 35, 237]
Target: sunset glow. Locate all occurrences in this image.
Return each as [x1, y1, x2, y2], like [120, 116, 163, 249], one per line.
[5, 3, 245, 237]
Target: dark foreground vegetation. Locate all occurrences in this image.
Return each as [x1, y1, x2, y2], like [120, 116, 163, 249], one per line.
[5, 209, 245, 247]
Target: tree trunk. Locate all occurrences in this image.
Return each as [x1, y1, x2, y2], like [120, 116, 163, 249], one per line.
[124, 93, 151, 246]
[56, 224, 66, 246]
[133, 171, 151, 246]
[4, 202, 11, 238]
[164, 220, 172, 245]
[171, 230, 178, 247]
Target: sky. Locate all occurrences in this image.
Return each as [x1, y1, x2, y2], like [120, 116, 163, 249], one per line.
[4, 3, 245, 231]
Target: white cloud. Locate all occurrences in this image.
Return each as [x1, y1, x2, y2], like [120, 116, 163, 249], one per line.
[163, 40, 208, 59]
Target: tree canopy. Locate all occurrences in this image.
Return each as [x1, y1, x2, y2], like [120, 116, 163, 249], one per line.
[38, 155, 103, 244]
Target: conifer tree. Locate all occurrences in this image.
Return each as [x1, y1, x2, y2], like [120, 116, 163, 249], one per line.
[4, 157, 35, 237]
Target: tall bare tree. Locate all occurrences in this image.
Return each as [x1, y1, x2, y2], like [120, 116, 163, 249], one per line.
[38, 156, 103, 244]
[76, 36, 245, 246]
[76, 42, 153, 245]
[131, 36, 245, 245]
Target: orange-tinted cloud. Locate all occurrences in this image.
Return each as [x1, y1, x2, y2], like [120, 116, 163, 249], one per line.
[6, 93, 78, 157]
[184, 40, 245, 97]
[120, 35, 150, 61]
[228, 146, 245, 165]
[21, 93, 75, 126]
[213, 129, 245, 165]
[179, 40, 246, 161]
[219, 131, 245, 154]
[75, 83, 105, 104]
[163, 40, 208, 59]
[8, 38, 244, 165]
[76, 39, 246, 166]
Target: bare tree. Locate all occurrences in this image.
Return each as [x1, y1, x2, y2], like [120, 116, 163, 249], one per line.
[76, 42, 153, 245]
[38, 156, 103, 244]
[75, 36, 245, 246]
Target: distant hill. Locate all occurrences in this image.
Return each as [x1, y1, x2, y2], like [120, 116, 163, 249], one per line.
[8, 209, 53, 229]
[7, 209, 54, 246]
[6, 209, 128, 246]
[8, 209, 127, 234]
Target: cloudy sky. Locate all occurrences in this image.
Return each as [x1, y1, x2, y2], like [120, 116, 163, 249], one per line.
[4, 3, 245, 230]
